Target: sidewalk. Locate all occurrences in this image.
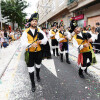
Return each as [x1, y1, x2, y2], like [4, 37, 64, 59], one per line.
[69, 44, 100, 80]
[0, 40, 22, 100]
[0, 40, 21, 78]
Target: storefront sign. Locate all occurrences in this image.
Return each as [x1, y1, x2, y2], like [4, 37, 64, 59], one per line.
[75, 14, 84, 20]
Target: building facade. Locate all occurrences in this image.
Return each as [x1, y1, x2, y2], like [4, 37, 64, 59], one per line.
[37, 0, 100, 29]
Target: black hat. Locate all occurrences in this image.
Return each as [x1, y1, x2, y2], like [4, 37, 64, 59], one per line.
[59, 20, 64, 28]
[42, 27, 46, 30]
[28, 12, 39, 22]
[70, 19, 78, 32]
[52, 21, 58, 27]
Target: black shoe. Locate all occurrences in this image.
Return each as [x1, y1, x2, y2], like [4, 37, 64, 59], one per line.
[57, 53, 60, 56]
[79, 74, 85, 78]
[29, 72, 36, 92]
[57, 54, 60, 56]
[37, 76, 41, 82]
[32, 83, 36, 92]
[60, 54, 63, 62]
[79, 68, 85, 79]
[53, 49, 55, 56]
[36, 68, 41, 82]
[61, 59, 63, 62]
[66, 60, 71, 64]
[66, 53, 70, 64]
[53, 54, 55, 56]
[84, 68, 89, 75]
[56, 48, 59, 56]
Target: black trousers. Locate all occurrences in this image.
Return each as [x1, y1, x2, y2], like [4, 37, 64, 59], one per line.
[82, 51, 92, 67]
[41, 41, 51, 58]
[27, 51, 42, 67]
[51, 39, 58, 46]
[60, 42, 68, 52]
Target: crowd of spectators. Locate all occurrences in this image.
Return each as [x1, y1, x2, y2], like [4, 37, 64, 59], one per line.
[0, 29, 22, 48]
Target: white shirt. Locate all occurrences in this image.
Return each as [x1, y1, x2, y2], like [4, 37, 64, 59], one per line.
[55, 30, 71, 42]
[21, 27, 48, 48]
[49, 29, 57, 37]
[89, 31, 98, 42]
[10, 32, 14, 36]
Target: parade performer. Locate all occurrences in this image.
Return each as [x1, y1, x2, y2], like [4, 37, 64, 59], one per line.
[42, 27, 51, 59]
[73, 27, 97, 78]
[55, 20, 71, 64]
[49, 21, 59, 56]
[21, 12, 47, 92]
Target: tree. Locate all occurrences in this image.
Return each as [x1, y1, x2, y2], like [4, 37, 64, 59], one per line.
[1, 0, 28, 29]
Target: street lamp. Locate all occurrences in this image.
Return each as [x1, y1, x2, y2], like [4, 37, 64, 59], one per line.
[40, 4, 51, 28]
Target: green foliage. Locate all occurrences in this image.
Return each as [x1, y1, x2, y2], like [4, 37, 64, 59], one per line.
[1, 0, 28, 29]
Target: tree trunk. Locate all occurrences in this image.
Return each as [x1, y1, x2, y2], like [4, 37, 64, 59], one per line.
[13, 22, 14, 30]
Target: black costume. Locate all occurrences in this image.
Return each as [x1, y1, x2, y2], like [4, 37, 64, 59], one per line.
[21, 12, 47, 92]
[50, 22, 59, 56]
[56, 20, 71, 64]
[70, 18, 78, 33]
[73, 32, 96, 78]
[41, 27, 51, 59]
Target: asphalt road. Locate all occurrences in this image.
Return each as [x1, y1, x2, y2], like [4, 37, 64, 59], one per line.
[8, 51, 100, 100]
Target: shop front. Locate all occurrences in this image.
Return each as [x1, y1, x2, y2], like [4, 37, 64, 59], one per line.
[88, 15, 100, 27]
[74, 14, 85, 28]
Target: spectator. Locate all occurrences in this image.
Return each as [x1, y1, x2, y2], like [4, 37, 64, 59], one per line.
[17, 31, 21, 39]
[9, 30, 15, 41]
[89, 26, 98, 53]
[95, 22, 100, 53]
[90, 26, 98, 40]
[95, 22, 100, 33]
[82, 27, 87, 33]
[88, 25, 91, 31]
[4, 30, 8, 38]
[86, 26, 90, 33]
[0, 30, 4, 48]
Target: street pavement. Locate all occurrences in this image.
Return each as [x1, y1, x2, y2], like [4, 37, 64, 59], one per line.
[0, 41, 100, 100]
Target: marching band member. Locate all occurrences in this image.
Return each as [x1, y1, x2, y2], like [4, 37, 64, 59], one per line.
[55, 21, 71, 64]
[21, 12, 47, 92]
[73, 27, 97, 78]
[49, 21, 59, 56]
